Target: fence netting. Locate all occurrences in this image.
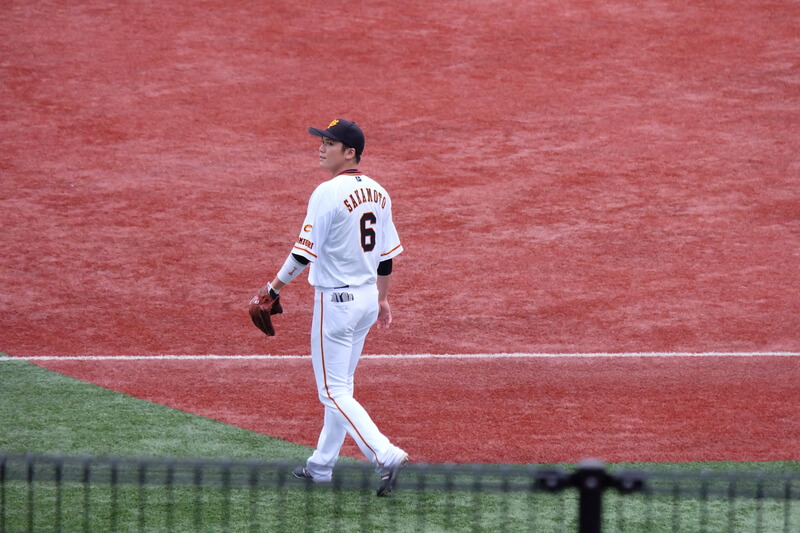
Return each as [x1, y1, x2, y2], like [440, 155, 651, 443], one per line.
[1, 453, 797, 532]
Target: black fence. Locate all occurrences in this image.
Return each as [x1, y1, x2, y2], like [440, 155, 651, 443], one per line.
[1, 453, 798, 532]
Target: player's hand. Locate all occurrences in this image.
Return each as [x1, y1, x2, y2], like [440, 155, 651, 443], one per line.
[376, 300, 392, 330]
[256, 284, 283, 315]
[249, 284, 283, 337]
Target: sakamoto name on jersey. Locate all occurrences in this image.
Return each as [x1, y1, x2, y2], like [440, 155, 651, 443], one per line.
[344, 187, 387, 213]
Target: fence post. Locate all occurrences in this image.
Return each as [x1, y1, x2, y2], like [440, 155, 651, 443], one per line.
[570, 459, 647, 533]
[572, 459, 609, 533]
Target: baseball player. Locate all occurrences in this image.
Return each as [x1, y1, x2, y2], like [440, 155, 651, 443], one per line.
[252, 119, 408, 497]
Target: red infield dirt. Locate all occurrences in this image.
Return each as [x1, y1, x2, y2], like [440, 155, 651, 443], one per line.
[2, 1, 799, 463]
[35, 355, 800, 464]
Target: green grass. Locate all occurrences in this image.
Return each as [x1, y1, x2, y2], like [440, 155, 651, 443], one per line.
[2, 357, 798, 532]
[0, 358, 311, 461]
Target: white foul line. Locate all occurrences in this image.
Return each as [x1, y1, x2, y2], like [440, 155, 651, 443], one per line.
[1, 352, 799, 361]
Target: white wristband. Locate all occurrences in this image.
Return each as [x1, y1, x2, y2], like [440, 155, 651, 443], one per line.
[276, 254, 308, 285]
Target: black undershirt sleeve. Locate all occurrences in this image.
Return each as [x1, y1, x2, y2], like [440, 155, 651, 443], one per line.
[377, 258, 393, 276]
[291, 253, 310, 266]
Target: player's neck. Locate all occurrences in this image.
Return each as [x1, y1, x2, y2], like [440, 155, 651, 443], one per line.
[330, 163, 359, 177]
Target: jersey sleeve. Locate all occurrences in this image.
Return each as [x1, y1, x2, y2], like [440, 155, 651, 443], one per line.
[380, 205, 403, 261]
[292, 182, 334, 263]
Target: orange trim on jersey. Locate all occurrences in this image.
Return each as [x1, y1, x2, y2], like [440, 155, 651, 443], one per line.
[293, 244, 317, 258]
[341, 169, 362, 176]
[318, 295, 384, 468]
[381, 243, 402, 257]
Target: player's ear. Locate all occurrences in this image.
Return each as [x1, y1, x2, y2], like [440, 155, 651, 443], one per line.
[344, 146, 357, 160]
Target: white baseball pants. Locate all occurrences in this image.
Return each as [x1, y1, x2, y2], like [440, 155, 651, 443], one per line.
[304, 284, 406, 481]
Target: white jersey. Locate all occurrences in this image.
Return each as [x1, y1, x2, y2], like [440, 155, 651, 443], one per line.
[292, 170, 403, 289]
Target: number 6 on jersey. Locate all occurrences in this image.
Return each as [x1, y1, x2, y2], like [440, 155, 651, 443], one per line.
[360, 212, 376, 252]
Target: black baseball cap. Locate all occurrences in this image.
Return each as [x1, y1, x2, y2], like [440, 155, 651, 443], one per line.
[308, 119, 365, 156]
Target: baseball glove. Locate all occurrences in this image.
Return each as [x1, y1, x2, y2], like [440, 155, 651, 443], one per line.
[249, 289, 283, 337]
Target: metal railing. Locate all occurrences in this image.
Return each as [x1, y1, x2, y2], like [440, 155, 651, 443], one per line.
[1, 453, 798, 532]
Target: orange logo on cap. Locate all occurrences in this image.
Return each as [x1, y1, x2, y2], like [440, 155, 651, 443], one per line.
[328, 119, 339, 128]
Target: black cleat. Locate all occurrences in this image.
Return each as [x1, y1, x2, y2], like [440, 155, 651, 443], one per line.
[377, 455, 409, 497]
[292, 466, 314, 480]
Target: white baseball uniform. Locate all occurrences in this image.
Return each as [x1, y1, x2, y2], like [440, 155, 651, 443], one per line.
[291, 169, 406, 480]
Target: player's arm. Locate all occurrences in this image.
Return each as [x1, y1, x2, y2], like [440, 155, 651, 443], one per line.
[264, 185, 328, 297]
[267, 253, 309, 295]
[376, 259, 392, 330]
